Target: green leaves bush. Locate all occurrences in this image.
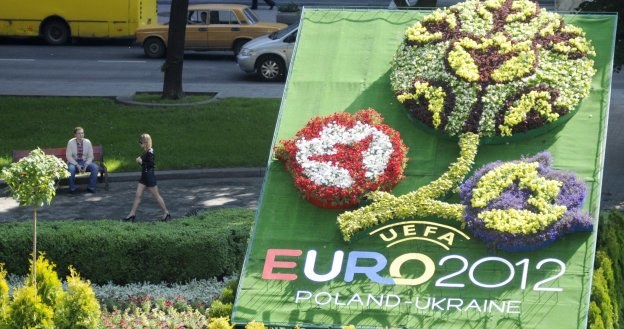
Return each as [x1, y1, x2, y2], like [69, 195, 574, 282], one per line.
[0, 254, 100, 329]
[209, 300, 233, 319]
[0, 209, 253, 284]
[55, 267, 102, 329]
[589, 211, 624, 329]
[5, 285, 55, 329]
[590, 251, 616, 329]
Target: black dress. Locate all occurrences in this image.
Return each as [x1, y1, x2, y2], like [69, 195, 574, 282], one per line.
[139, 149, 157, 187]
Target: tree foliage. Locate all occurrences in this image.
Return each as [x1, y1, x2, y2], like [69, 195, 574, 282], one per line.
[1, 148, 68, 207]
[0, 147, 68, 286]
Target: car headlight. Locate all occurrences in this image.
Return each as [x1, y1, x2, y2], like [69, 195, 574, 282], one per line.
[239, 48, 255, 57]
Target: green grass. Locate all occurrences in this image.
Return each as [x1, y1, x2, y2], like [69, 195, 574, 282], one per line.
[0, 96, 280, 172]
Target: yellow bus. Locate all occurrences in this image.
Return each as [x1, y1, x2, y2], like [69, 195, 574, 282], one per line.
[0, 0, 157, 44]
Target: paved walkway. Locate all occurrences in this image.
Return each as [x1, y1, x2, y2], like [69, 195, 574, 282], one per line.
[0, 169, 264, 222]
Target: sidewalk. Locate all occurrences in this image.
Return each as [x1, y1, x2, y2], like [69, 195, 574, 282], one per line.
[0, 168, 264, 222]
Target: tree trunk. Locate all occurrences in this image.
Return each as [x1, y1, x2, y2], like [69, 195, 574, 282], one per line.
[162, 0, 190, 100]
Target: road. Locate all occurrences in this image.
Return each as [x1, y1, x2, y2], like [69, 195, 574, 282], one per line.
[0, 41, 285, 98]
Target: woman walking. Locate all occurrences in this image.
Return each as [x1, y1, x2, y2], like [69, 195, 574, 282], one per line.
[124, 133, 171, 222]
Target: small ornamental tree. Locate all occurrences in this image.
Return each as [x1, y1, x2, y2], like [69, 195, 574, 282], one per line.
[0, 148, 68, 286]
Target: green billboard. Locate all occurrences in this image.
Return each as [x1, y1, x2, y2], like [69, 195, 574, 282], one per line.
[233, 2, 617, 328]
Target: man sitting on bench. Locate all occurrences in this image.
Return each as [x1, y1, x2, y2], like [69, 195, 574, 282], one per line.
[66, 126, 99, 193]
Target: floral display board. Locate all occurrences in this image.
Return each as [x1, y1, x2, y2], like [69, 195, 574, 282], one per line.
[232, 4, 616, 329]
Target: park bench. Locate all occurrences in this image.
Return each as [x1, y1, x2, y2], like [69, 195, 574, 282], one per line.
[12, 145, 109, 191]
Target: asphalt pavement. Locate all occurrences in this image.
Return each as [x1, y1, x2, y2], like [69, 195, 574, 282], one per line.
[0, 168, 265, 222]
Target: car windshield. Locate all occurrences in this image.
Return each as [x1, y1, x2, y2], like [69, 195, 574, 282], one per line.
[269, 23, 298, 40]
[242, 8, 258, 24]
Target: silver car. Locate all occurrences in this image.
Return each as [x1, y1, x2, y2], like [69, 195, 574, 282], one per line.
[237, 23, 298, 82]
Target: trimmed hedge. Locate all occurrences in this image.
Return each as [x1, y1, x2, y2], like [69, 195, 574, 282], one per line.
[0, 208, 253, 284]
[589, 211, 624, 329]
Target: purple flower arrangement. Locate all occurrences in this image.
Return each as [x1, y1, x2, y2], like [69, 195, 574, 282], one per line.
[459, 152, 593, 252]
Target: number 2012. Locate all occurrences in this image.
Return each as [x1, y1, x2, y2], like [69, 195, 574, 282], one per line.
[435, 255, 565, 291]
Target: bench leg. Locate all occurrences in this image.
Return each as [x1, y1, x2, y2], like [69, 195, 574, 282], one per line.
[99, 169, 109, 191]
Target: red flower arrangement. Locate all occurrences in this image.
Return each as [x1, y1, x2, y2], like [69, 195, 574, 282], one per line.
[274, 109, 409, 209]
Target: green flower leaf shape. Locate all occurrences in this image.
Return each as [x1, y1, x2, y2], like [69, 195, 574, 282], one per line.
[391, 0, 596, 138]
[337, 132, 479, 241]
[471, 161, 566, 234]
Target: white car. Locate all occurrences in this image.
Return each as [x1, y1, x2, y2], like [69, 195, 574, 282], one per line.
[237, 23, 298, 82]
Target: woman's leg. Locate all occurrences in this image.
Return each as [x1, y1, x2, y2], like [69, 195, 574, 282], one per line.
[126, 183, 146, 217]
[147, 186, 169, 218]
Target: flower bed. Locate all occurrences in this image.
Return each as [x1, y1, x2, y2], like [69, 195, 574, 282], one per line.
[337, 132, 479, 241]
[459, 152, 593, 251]
[390, 0, 596, 140]
[275, 109, 408, 209]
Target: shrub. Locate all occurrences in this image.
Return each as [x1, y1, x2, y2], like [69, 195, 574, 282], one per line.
[277, 2, 299, 12]
[24, 254, 65, 308]
[0, 265, 8, 322]
[225, 276, 239, 292]
[209, 300, 233, 318]
[246, 320, 265, 329]
[592, 211, 624, 329]
[0, 255, 100, 329]
[55, 267, 101, 329]
[4, 285, 55, 329]
[208, 316, 234, 329]
[590, 251, 616, 329]
[589, 301, 606, 329]
[0, 208, 253, 284]
[219, 286, 235, 304]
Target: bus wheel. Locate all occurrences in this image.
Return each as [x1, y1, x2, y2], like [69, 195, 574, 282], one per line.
[42, 20, 70, 45]
[144, 38, 166, 58]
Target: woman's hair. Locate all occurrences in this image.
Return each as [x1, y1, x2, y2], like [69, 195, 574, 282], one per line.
[139, 133, 153, 150]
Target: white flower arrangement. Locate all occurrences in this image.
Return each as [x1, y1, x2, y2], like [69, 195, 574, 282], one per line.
[275, 109, 409, 209]
[295, 121, 393, 188]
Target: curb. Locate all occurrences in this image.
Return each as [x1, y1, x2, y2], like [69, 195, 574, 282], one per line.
[0, 167, 266, 188]
[115, 92, 220, 107]
[120, 167, 266, 181]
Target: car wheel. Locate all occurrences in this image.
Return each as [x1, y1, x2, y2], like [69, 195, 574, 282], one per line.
[42, 19, 70, 45]
[144, 38, 166, 58]
[256, 55, 285, 82]
[233, 39, 249, 56]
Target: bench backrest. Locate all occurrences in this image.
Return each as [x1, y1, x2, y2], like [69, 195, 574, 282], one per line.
[12, 145, 104, 163]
